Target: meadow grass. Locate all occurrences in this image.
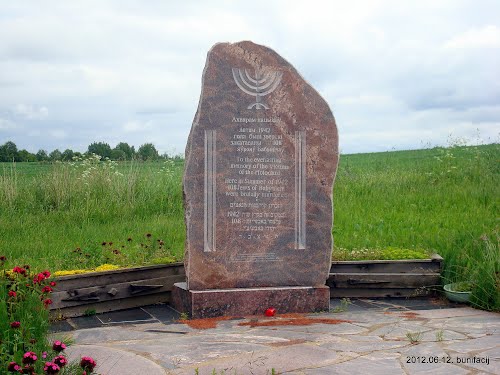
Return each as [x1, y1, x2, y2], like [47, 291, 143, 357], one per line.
[0, 144, 498, 310]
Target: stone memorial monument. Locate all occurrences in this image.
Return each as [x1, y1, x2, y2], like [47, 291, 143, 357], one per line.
[172, 41, 339, 318]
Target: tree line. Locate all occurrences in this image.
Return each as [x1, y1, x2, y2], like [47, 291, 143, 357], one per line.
[0, 141, 177, 162]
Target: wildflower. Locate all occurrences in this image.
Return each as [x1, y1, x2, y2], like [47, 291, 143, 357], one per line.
[33, 273, 46, 284]
[10, 321, 21, 328]
[42, 286, 53, 293]
[0, 255, 6, 262]
[42, 270, 51, 278]
[22, 364, 35, 374]
[53, 355, 67, 367]
[8, 290, 16, 297]
[159, 240, 165, 246]
[52, 340, 67, 352]
[42, 352, 48, 359]
[12, 266, 27, 276]
[44, 298, 53, 307]
[22, 351, 38, 364]
[7, 362, 21, 372]
[80, 356, 97, 371]
[50, 281, 57, 287]
[112, 249, 120, 255]
[43, 362, 61, 374]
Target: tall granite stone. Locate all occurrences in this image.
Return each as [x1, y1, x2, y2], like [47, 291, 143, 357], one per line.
[173, 41, 339, 318]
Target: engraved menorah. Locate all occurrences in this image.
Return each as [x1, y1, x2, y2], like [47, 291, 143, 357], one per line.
[232, 68, 283, 109]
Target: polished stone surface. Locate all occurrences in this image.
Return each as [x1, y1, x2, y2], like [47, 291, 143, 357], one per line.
[172, 281, 330, 318]
[184, 41, 339, 290]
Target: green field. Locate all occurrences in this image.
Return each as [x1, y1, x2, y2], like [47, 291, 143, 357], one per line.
[0, 144, 498, 309]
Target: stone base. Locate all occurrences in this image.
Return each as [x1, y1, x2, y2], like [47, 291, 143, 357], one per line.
[171, 282, 330, 319]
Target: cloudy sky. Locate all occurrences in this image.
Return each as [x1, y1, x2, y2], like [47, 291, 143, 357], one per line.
[0, 0, 499, 155]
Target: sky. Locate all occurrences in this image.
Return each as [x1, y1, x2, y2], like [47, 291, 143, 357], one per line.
[0, 0, 499, 155]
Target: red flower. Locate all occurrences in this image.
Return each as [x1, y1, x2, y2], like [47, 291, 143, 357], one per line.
[42, 286, 53, 294]
[22, 351, 38, 364]
[0, 255, 6, 262]
[10, 321, 21, 328]
[53, 355, 67, 368]
[42, 270, 51, 278]
[43, 362, 60, 374]
[7, 362, 21, 372]
[8, 290, 16, 298]
[12, 266, 27, 276]
[50, 281, 57, 287]
[43, 299, 53, 307]
[33, 273, 46, 284]
[80, 356, 97, 371]
[52, 340, 66, 352]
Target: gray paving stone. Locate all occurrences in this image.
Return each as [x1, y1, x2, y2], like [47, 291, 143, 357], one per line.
[400, 342, 469, 375]
[303, 352, 403, 375]
[444, 334, 500, 353]
[66, 344, 165, 375]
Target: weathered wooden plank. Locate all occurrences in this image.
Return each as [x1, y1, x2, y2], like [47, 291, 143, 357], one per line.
[330, 259, 442, 274]
[50, 293, 173, 319]
[51, 275, 185, 309]
[330, 287, 433, 298]
[327, 272, 440, 289]
[54, 263, 185, 291]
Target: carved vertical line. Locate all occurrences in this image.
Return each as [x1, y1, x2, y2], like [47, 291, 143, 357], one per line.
[204, 130, 216, 252]
[295, 130, 306, 250]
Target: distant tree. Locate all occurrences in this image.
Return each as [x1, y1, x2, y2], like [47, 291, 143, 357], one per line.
[87, 142, 112, 159]
[36, 149, 49, 162]
[73, 151, 82, 159]
[17, 149, 36, 162]
[61, 149, 75, 161]
[114, 142, 135, 160]
[0, 141, 18, 162]
[137, 143, 159, 161]
[111, 148, 127, 161]
[49, 149, 62, 162]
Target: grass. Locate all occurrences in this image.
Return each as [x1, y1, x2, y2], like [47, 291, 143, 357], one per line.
[0, 143, 498, 310]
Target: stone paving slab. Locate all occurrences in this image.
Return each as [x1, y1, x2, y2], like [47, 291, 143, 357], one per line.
[51, 301, 499, 374]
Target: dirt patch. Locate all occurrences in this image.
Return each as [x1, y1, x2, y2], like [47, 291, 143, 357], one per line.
[238, 317, 352, 328]
[383, 311, 422, 320]
[180, 316, 232, 329]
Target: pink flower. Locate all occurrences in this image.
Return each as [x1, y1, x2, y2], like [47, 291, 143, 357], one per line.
[7, 362, 21, 372]
[10, 321, 21, 329]
[8, 290, 16, 298]
[22, 351, 38, 364]
[53, 355, 67, 367]
[52, 340, 66, 352]
[43, 362, 61, 374]
[80, 356, 97, 371]
[42, 351, 48, 359]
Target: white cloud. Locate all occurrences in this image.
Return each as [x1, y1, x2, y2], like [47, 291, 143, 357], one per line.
[123, 120, 153, 133]
[0, 118, 18, 130]
[445, 25, 500, 49]
[13, 104, 48, 120]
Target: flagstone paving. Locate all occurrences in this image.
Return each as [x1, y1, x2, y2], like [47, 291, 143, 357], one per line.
[51, 298, 499, 374]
